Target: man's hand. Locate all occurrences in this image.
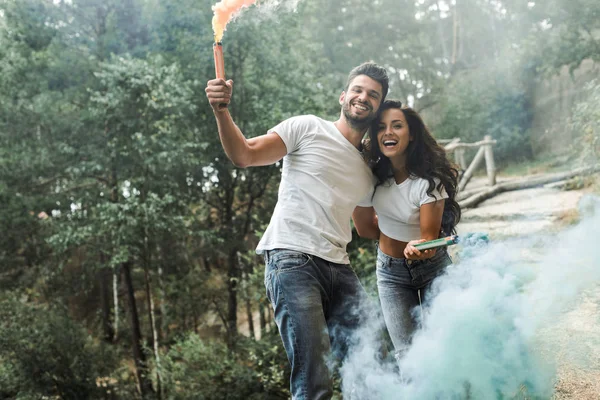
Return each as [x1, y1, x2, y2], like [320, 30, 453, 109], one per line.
[205, 78, 233, 112]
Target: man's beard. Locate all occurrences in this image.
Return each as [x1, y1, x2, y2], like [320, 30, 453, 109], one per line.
[343, 101, 376, 131]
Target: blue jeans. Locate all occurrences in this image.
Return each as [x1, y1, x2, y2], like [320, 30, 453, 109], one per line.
[376, 246, 452, 360]
[264, 249, 369, 400]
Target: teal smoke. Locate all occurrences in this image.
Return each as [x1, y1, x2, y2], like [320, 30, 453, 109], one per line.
[342, 195, 600, 399]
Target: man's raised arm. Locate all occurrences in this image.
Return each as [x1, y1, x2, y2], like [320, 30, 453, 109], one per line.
[205, 79, 287, 168]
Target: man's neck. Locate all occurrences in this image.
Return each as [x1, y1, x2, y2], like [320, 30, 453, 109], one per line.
[333, 118, 367, 149]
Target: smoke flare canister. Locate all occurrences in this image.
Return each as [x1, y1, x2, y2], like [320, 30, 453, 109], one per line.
[413, 235, 459, 251]
[213, 42, 227, 110]
[213, 42, 225, 79]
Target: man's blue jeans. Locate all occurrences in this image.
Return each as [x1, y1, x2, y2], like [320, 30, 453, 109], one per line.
[376, 247, 452, 361]
[264, 249, 369, 400]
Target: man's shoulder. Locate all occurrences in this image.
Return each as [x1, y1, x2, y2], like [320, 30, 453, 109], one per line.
[274, 115, 331, 137]
[285, 114, 327, 125]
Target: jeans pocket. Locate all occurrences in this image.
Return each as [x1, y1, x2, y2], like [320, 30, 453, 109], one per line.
[271, 250, 311, 273]
[416, 251, 451, 282]
[264, 274, 274, 306]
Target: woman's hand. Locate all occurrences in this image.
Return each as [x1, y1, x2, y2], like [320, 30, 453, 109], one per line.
[404, 239, 437, 260]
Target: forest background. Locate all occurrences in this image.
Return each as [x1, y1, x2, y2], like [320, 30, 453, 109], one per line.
[1, 0, 599, 398]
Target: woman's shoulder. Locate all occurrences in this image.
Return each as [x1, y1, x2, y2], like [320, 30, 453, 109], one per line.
[409, 174, 442, 187]
[407, 175, 430, 187]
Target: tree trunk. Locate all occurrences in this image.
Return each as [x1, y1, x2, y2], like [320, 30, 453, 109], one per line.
[202, 256, 212, 273]
[158, 266, 167, 340]
[435, 0, 450, 61]
[452, 0, 459, 65]
[122, 261, 153, 398]
[113, 267, 120, 341]
[259, 301, 267, 338]
[99, 260, 115, 342]
[245, 296, 255, 340]
[144, 268, 162, 400]
[267, 303, 273, 327]
[226, 250, 240, 348]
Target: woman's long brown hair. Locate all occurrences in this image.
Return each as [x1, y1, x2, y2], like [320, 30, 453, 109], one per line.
[368, 100, 461, 236]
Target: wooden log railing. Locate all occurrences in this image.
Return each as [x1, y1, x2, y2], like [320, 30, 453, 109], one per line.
[442, 136, 497, 192]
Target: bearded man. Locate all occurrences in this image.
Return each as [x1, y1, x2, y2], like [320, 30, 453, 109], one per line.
[205, 62, 389, 400]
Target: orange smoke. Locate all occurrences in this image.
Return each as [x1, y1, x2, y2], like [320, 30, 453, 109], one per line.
[212, 0, 258, 42]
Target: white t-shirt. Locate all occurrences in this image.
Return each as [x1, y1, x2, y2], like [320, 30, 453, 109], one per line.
[360, 176, 448, 242]
[256, 115, 374, 264]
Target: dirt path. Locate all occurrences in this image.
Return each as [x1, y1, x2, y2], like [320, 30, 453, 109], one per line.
[456, 177, 600, 399]
[457, 179, 584, 240]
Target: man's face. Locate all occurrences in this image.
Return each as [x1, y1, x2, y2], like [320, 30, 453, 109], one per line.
[339, 75, 383, 129]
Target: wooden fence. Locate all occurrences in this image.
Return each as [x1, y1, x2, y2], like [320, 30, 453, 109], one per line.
[439, 135, 497, 192]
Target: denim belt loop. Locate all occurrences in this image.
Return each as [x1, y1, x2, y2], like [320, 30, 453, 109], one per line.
[377, 243, 390, 269]
[383, 253, 393, 269]
[382, 256, 389, 268]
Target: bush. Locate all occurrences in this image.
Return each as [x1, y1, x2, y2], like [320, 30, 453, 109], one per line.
[160, 331, 290, 400]
[0, 298, 118, 400]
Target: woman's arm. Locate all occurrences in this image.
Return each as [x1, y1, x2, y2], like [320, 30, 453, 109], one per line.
[404, 199, 445, 260]
[352, 206, 380, 240]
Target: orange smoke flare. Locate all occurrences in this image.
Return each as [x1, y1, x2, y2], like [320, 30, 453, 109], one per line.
[212, 0, 258, 42]
[213, 42, 227, 109]
[213, 42, 225, 79]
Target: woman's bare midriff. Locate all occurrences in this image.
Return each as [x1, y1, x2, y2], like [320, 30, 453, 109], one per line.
[378, 232, 408, 259]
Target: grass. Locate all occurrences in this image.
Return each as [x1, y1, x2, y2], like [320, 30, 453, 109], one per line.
[587, 174, 600, 195]
[498, 154, 574, 177]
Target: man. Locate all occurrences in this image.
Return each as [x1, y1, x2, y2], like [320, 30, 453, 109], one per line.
[205, 62, 389, 399]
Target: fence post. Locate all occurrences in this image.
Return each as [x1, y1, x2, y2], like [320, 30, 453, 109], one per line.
[455, 148, 467, 170]
[483, 135, 496, 186]
[458, 145, 485, 192]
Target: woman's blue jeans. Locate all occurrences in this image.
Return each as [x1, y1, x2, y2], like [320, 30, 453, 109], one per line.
[376, 246, 452, 361]
[264, 249, 369, 400]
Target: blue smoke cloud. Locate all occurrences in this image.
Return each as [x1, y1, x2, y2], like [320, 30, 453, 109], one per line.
[342, 195, 600, 399]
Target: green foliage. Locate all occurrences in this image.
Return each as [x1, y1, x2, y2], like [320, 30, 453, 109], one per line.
[244, 334, 291, 398]
[0, 0, 58, 52]
[571, 80, 600, 165]
[519, 0, 600, 75]
[2, 0, 599, 398]
[161, 332, 289, 400]
[347, 231, 378, 296]
[433, 64, 533, 164]
[0, 298, 118, 400]
[0, 185, 49, 274]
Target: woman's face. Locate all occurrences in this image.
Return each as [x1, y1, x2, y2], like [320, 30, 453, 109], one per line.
[376, 108, 412, 160]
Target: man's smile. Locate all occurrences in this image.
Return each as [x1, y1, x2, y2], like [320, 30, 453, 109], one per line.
[352, 102, 370, 112]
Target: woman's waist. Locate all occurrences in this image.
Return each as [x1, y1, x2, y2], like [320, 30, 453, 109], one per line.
[377, 235, 451, 265]
[378, 233, 408, 259]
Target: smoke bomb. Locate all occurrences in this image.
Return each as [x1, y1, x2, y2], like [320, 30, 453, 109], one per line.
[213, 42, 225, 80]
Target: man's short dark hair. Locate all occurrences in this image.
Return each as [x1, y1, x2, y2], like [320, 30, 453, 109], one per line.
[345, 62, 389, 101]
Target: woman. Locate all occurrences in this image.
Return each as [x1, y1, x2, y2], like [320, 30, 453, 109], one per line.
[353, 100, 461, 362]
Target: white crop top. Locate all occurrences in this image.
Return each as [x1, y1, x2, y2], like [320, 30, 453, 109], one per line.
[359, 176, 448, 242]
